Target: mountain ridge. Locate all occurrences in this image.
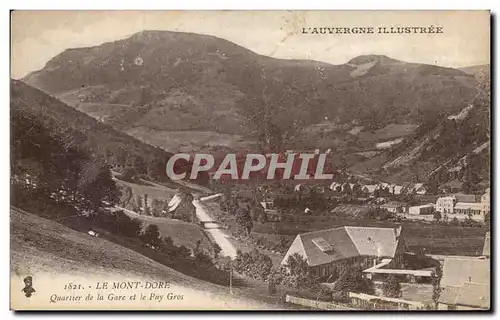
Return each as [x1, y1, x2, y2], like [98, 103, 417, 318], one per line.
[21, 30, 488, 184]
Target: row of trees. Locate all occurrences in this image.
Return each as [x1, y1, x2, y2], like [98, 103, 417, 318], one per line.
[129, 194, 169, 217]
[433, 212, 486, 227]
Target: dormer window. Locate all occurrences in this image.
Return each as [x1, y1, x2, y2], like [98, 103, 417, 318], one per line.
[312, 237, 333, 252]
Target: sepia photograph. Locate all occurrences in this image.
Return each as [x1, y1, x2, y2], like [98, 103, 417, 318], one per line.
[9, 10, 491, 311]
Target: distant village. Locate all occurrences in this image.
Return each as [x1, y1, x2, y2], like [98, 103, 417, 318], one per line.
[259, 180, 490, 224]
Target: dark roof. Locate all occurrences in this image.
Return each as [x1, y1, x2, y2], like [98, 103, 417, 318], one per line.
[293, 226, 400, 267]
[482, 232, 490, 256]
[452, 193, 478, 202]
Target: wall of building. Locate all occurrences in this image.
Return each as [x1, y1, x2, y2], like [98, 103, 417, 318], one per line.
[408, 206, 434, 215]
[310, 256, 377, 280]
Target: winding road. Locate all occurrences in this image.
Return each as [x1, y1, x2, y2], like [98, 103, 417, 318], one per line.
[193, 195, 238, 259]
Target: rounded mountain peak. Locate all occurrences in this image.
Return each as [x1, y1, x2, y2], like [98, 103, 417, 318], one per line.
[348, 55, 401, 65]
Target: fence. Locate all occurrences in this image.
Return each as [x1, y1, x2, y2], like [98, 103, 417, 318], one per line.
[397, 214, 434, 222]
[285, 295, 356, 310]
[348, 292, 429, 310]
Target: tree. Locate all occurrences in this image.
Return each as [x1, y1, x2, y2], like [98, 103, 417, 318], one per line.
[352, 183, 362, 197]
[234, 249, 273, 281]
[134, 195, 143, 213]
[342, 183, 352, 196]
[143, 194, 150, 215]
[382, 275, 402, 298]
[251, 203, 267, 223]
[122, 166, 138, 182]
[450, 217, 460, 226]
[213, 243, 222, 258]
[334, 264, 374, 295]
[426, 176, 439, 195]
[433, 211, 442, 222]
[151, 199, 163, 217]
[236, 205, 254, 237]
[282, 253, 316, 289]
[142, 224, 161, 247]
[461, 153, 482, 194]
[194, 240, 202, 255]
[432, 265, 443, 309]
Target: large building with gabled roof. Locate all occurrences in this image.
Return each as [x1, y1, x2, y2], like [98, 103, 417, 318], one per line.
[281, 226, 406, 279]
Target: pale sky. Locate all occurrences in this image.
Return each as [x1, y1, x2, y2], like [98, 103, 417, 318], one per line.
[11, 10, 490, 79]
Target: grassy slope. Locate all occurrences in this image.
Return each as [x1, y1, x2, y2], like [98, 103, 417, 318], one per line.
[114, 178, 177, 202]
[120, 208, 213, 253]
[10, 207, 285, 310]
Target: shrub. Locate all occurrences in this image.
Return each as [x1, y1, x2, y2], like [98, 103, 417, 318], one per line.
[334, 264, 375, 295]
[233, 249, 273, 280]
[142, 224, 161, 246]
[273, 253, 317, 290]
[382, 275, 402, 298]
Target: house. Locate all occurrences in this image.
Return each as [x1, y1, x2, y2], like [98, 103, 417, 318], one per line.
[411, 183, 427, 195]
[435, 191, 489, 222]
[362, 184, 379, 195]
[453, 202, 483, 217]
[380, 202, 407, 214]
[281, 226, 406, 280]
[408, 204, 434, 215]
[438, 257, 490, 310]
[392, 185, 404, 195]
[294, 184, 302, 192]
[329, 182, 342, 192]
[435, 196, 456, 214]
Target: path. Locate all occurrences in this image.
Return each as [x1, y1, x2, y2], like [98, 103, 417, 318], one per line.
[193, 196, 237, 259]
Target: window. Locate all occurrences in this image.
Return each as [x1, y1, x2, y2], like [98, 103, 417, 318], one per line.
[312, 237, 333, 252]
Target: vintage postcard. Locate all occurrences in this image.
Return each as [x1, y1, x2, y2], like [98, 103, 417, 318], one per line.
[10, 10, 491, 311]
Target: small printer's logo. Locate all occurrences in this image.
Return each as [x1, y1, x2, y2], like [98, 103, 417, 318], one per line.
[22, 276, 35, 298]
